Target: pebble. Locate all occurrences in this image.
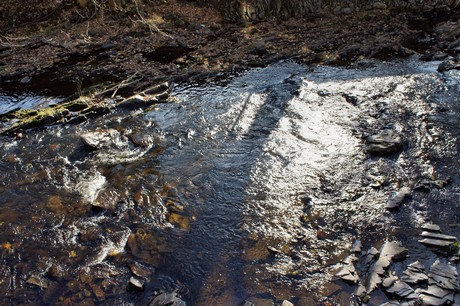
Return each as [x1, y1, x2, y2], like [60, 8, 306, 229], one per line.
[129, 276, 145, 291]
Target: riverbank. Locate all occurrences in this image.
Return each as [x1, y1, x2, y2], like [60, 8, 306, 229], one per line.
[1, 1, 460, 99]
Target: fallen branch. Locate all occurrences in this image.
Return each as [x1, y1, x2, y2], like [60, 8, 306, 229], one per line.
[94, 72, 144, 98]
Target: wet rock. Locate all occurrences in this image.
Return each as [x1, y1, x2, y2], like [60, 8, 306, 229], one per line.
[364, 133, 403, 156]
[355, 284, 367, 298]
[420, 231, 456, 241]
[80, 129, 120, 150]
[414, 178, 450, 191]
[382, 276, 397, 288]
[20, 76, 32, 84]
[128, 261, 153, 278]
[351, 240, 362, 253]
[27, 275, 51, 288]
[242, 301, 255, 306]
[428, 260, 459, 291]
[419, 290, 454, 306]
[422, 223, 441, 232]
[168, 213, 190, 231]
[373, 2, 388, 10]
[419, 238, 456, 249]
[364, 242, 407, 293]
[92, 189, 118, 210]
[380, 301, 401, 306]
[401, 261, 428, 284]
[437, 58, 460, 72]
[385, 281, 417, 299]
[148, 291, 185, 306]
[118, 94, 152, 109]
[129, 276, 145, 291]
[385, 187, 411, 209]
[267, 246, 282, 254]
[128, 132, 154, 148]
[143, 82, 170, 95]
[335, 256, 359, 284]
[432, 52, 449, 61]
[248, 41, 269, 56]
[281, 301, 294, 306]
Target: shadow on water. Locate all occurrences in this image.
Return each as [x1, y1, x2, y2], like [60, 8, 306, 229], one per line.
[141, 73, 303, 305]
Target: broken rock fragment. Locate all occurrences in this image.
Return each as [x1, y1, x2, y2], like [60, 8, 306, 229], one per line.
[365, 133, 403, 156]
[385, 187, 411, 209]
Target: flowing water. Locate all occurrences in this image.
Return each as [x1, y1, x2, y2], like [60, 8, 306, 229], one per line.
[0, 58, 459, 305]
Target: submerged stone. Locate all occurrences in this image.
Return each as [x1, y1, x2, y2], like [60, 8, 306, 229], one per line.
[128, 261, 153, 278]
[148, 292, 185, 306]
[80, 129, 120, 150]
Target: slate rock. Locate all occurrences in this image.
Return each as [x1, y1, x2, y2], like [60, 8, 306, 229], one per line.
[421, 223, 441, 232]
[335, 262, 359, 283]
[402, 261, 428, 284]
[419, 238, 455, 249]
[420, 231, 457, 241]
[385, 281, 417, 299]
[420, 284, 454, 305]
[380, 241, 408, 262]
[385, 187, 411, 209]
[365, 133, 403, 156]
[428, 260, 459, 291]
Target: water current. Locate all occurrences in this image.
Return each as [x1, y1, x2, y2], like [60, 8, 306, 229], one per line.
[0, 58, 459, 305]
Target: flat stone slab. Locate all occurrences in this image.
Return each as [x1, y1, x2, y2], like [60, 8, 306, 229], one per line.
[402, 261, 428, 284]
[421, 223, 441, 232]
[420, 231, 457, 241]
[419, 238, 455, 248]
[385, 281, 417, 299]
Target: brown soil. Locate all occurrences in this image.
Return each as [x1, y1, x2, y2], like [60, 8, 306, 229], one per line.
[1, 1, 459, 96]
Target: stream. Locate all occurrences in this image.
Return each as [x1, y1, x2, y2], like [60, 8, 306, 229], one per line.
[0, 58, 459, 305]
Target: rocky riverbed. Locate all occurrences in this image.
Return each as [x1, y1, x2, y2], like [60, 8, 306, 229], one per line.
[0, 57, 459, 305]
[1, 2, 460, 305]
